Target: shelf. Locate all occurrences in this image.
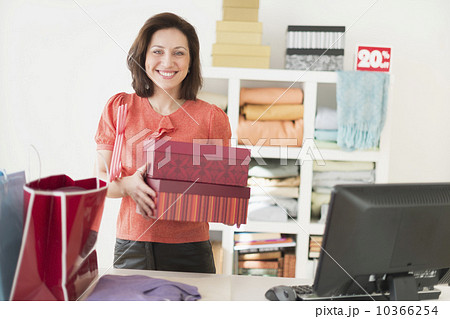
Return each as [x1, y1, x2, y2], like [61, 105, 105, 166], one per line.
[203, 65, 390, 279]
[203, 66, 337, 83]
[237, 145, 382, 162]
[237, 145, 302, 159]
[210, 219, 307, 234]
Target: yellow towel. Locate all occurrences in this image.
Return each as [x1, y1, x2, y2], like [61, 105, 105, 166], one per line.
[240, 87, 304, 106]
[237, 116, 303, 147]
[242, 104, 304, 121]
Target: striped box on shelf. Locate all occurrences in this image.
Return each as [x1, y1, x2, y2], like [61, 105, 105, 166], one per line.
[285, 25, 345, 71]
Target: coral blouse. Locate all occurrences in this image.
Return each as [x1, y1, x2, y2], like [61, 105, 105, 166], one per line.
[95, 92, 232, 243]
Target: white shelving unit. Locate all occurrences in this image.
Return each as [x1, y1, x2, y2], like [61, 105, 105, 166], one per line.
[203, 66, 391, 278]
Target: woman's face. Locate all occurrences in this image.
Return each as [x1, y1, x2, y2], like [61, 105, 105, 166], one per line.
[145, 28, 190, 96]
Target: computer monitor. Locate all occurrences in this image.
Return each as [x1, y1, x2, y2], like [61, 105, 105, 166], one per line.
[313, 183, 450, 301]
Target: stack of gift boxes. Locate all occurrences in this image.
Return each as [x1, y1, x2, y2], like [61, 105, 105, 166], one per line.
[212, 0, 271, 69]
[285, 25, 345, 71]
[143, 139, 251, 226]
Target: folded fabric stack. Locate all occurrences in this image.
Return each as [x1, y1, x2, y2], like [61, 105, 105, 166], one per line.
[314, 106, 338, 145]
[311, 161, 375, 220]
[247, 159, 300, 222]
[237, 87, 304, 147]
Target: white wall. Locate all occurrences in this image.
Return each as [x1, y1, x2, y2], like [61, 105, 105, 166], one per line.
[1, 0, 449, 268]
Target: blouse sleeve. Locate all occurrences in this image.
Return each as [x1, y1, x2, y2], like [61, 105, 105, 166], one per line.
[208, 105, 232, 147]
[94, 92, 126, 151]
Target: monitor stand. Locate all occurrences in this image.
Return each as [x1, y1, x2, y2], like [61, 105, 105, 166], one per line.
[387, 274, 420, 301]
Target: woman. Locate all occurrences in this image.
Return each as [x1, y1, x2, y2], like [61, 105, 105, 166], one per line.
[95, 13, 231, 273]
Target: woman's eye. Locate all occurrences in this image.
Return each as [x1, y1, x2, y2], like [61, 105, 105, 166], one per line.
[174, 51, 184, 56]
[153, 50, 163, 54]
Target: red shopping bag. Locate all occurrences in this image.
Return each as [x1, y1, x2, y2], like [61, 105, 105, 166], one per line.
[10, 175, 107, 301]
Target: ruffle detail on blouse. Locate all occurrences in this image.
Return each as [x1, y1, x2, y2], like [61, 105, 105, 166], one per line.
[149, 116, 176, 139]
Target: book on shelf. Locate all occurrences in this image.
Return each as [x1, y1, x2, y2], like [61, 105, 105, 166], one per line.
[238, 260, 279, 269]
[238, 268, 278, 277]
[223, 0, 259, 8]
[283, 253, 296, 278]
[309, 251, 321, 259]
[216, 21, 262, 33]
[239, 251, 282, 261]
[223, 7, 259, 22]
[309, 235, 322, 259]
[235, 237, 294, 247]
[234, 232, 282, 242]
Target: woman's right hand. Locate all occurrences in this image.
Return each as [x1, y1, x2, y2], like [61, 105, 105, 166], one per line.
[120, 164, 157, 220]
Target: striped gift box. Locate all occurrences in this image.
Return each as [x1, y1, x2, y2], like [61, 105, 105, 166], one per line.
[146, 178, 250, 226]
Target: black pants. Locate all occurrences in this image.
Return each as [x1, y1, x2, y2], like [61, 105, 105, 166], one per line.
[113, 238, 216, 274]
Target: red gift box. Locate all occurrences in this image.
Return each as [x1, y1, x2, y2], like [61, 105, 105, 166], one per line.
[143, 139, 251, 187]
[146, 178, 250, 226]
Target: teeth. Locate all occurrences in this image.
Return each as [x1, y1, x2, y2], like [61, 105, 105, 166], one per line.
[159, 71, 175, 77]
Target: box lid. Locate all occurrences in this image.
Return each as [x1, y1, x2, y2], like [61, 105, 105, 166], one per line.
[146, 178, 251, 198]
[144, 139, 251, 163]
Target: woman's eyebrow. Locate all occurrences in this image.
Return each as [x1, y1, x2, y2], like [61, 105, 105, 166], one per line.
[150, 45, 187, 50]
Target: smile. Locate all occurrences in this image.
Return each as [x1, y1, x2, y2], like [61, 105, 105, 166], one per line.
[158, 70, 177, 77]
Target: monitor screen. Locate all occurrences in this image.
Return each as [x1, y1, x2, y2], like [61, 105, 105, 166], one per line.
[313, 183, 450, 300]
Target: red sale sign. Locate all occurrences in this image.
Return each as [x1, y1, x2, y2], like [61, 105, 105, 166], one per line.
[355, 46, 391, 72]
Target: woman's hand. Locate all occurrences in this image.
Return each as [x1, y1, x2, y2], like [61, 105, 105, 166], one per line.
[120, 164, 157, 220]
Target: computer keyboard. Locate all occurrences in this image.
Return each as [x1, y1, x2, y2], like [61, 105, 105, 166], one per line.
[267, 284, 442, 301]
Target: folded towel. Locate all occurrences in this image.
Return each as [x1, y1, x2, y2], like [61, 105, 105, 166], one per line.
[248, 195, 298, 221]
[249, 195, 298, 216]
[240, 87, 304, 106]
[311, 192, 332, 218]
[336, 71, 390, 150]
[247, 176, 300, 187]
[314, 139, 340, 150]
[315, 106, 338, 130]
[313, 170, 375, 182]
[242, 104, 304, 121]
[248, 204, 288, 222]
[313, 160, 375, 172]
[314, 129, 338, 142]
[237, 116, 304, 147]
[248, 158, 299, 178]
[250, 186, 299, 198]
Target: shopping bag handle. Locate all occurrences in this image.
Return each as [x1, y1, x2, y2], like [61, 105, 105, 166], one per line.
[27, 144, 42, 184]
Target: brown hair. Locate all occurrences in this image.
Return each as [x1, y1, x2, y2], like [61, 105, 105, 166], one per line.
[127, 12, 202, 99]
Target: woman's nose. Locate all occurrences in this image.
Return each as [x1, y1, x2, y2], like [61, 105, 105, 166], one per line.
[161, 53, 173, 67]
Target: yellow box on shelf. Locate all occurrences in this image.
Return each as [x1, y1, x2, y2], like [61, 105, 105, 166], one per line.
[216, 31, 262, 45]
[212, 43, 270, 57]
[212, 55, 270, 69]
[216, 21, 263, 33]
[223, 7, 259, 22]
[223, 0, 259, 8]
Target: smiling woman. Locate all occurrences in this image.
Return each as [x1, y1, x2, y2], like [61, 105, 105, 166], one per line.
[127, 12, 202, 101]
[94, 12, 232, 274]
